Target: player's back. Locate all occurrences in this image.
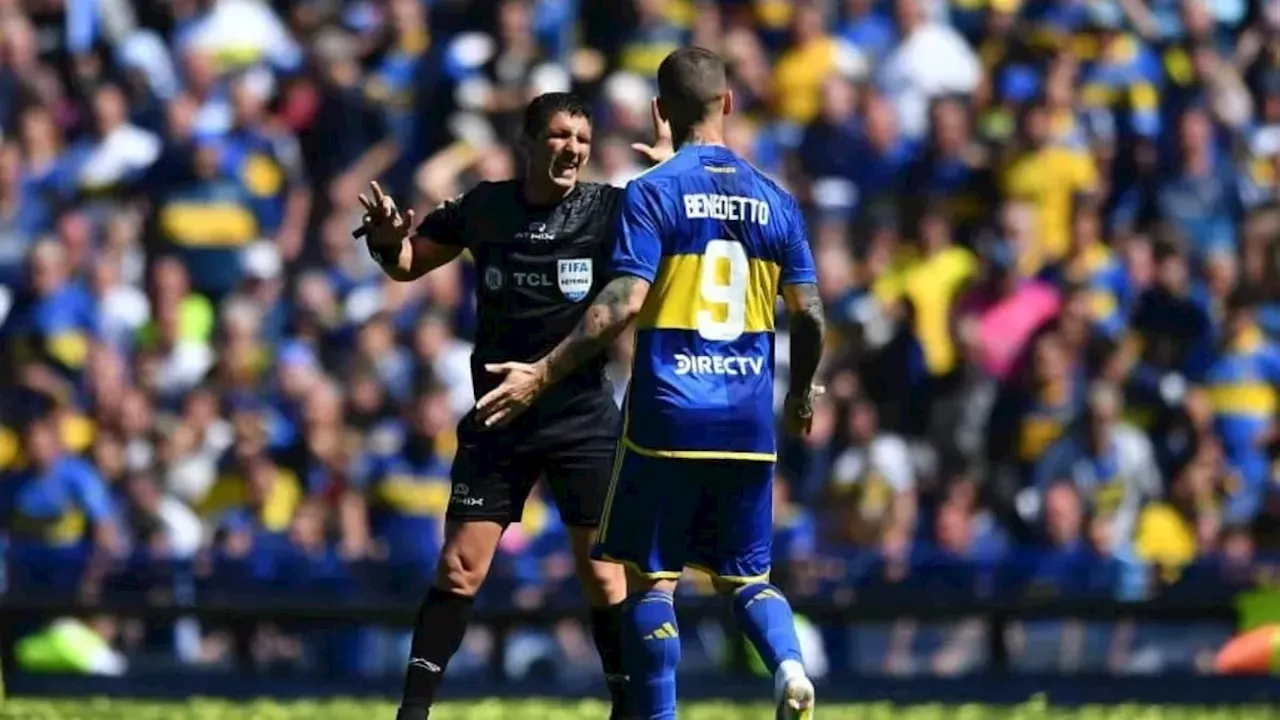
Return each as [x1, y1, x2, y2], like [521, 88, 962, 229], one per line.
[617, 145, 808, 462]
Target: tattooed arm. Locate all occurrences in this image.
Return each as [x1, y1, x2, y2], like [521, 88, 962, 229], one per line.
[478, 180, 661, 428]
[475, 275, 650, 427]
[541, 275, 650, 386]
[781, 282, 826, 435]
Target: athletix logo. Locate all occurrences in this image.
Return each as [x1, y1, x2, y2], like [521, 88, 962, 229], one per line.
[451, 484, 484, 507]
[673, 353, 765, 376]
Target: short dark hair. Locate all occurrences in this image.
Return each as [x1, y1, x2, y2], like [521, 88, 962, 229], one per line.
[522, 92, 591, 139]
[656, 47, 727, 123]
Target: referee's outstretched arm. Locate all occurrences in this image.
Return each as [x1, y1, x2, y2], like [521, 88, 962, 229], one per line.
[356, 181, 465, 282]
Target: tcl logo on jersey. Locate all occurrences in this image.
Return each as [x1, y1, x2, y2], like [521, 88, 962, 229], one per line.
[512, 272, 554, 287]
[673, 354, 765, 376]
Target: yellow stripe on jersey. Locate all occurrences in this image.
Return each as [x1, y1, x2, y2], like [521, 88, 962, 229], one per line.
[595, 438, 629, 545]
[623, 436, 777, 462]
[636, 252, 781, 334]
[690, 562, 771, 586]
[1210, 382, 1277, 417]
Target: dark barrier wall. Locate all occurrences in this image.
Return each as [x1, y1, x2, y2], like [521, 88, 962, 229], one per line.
[2, 556, 1277, 705]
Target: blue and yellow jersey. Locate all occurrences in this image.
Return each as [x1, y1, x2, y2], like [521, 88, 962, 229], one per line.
[159, 177, 259, 296]
[0, 457, 114, 548]
[159, 178, 258, 248]
[198, 457, 302, 534]
[1062, 243, 1133, 339]
[619, 23, 686, 78]
[0, 413, 97, 471]
[369, 29, 432, 188]
[1016, 380, 1082, 465]
[1205, 326, 1280, 466]
[219, 127, 307, 235]
[4, 284, 100, 372]
[950, 0, 1020, 42]
[352, 425, 453, 566]
[1021, 0, 1096, 58]
[613, 145, 817, 461]
[1079, 34, 1163, 139]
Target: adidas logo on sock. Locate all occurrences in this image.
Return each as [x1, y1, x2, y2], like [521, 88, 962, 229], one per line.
[643, 622, 679, 641]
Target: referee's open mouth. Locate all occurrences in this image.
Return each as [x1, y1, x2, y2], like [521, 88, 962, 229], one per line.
[550, 157, 581, 185]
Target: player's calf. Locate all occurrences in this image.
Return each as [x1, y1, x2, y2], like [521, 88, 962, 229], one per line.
[729, 583, 804, 674]
[567, 527, 631, 717]
[619, 587, 681, 720]
[398, 521, 504, 720]
[727, 583, 813, 718]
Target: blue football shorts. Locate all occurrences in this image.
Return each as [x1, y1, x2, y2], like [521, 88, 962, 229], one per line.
[592, 444, 774, 583]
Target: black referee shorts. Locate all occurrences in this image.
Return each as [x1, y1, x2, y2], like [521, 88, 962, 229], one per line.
[447, 434, 617, 528]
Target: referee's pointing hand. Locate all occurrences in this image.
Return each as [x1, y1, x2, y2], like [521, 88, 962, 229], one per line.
[476, 361, 549, 428]
[354, 181, 415, 257]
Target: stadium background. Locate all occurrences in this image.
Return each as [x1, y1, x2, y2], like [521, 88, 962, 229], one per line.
[1, 0, 1280, 712]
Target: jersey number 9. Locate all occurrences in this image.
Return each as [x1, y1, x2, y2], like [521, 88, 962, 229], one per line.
[696, 239, 749, 342]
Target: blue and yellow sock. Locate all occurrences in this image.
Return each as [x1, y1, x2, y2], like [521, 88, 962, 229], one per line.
[620, 590, 680, 719]
[731, 583, 803, 674]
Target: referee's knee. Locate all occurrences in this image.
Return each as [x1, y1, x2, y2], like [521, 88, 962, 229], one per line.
[434, 522, 503, 597]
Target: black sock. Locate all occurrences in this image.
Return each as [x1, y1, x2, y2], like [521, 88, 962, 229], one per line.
[589, 604, 630, 715]
[398, 587, 475, 719]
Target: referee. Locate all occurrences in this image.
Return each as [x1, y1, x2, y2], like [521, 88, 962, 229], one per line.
[357, 92, 671, 720]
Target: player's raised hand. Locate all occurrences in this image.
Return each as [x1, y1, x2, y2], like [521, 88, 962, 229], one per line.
[475, 361, 550, 428]
[782, 385, 826, 437]
[631, 97, 674, 165]
[354, 181, 415, 257]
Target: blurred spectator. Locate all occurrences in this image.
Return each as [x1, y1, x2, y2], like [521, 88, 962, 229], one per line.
[1204, 285, 1280, 524]
[879, 0, 980, 140]
[1001, 102, 1100, 275]
[772, 2, 863, 130]
[5, 239, 99, 375]
[826, 399, 917, 552]
[1, 400, 118, 601]
[618, 0, 684, 78]
[0, 143, 48, 287]
[1030, 382, 1162, 546]
[957, 204, 1063, 383]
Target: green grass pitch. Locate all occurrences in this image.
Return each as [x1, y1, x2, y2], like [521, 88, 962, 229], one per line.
[1, 699, 1278, 720]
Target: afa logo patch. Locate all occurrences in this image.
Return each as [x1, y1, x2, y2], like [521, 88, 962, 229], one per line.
[557, 258, 592, 302]
[484, 266, 504, 291]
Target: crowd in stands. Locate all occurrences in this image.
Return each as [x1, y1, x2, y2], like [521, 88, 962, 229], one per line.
[0, 0, 1277, 680]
